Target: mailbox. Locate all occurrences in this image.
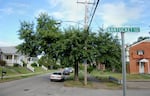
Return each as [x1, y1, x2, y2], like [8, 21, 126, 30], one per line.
[2, 70, 6, 75]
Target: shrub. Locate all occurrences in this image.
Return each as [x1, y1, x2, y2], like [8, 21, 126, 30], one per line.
[0, 60, 6, 66]
[31, 63, 37, 67]
[13, 63, 20, 67]
[87, 66, 94, 73]
[53, 64, 60, 69]
[21, 60, 27, 67]
[79, 64, 84, 70]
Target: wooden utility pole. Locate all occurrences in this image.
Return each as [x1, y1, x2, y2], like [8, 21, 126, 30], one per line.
[77, 0, 94, 85]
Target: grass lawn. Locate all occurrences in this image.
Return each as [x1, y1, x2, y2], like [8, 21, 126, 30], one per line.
[64, 70, 150, 89]
[90, 70, 150, 80]
[64, 73, 122, 89]
[0, 66, 54, 83]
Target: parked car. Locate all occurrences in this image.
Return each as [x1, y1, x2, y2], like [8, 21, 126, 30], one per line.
[63, 68, 70, 75]
[68, 67, 74, 73]
[50, 72, 65, 81]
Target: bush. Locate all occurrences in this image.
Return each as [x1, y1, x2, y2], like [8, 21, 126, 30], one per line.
[0, 60, 6, 66]
[79, 64, 84, 70]
[31, 63, 37, 67]
[13, 63, 20, 67]
[87, 66, 94, 73]
[53, 64, 60, 69]
[21, 60, 27, 67]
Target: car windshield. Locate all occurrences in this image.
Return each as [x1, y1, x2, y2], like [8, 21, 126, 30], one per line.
[53, 72, 62, 75]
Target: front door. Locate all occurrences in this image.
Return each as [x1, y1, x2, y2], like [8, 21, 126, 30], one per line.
[139, 62, 145, 74]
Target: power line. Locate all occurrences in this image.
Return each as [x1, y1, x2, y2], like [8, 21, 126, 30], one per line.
[87, 0, 100, 31]
[77, 0, 95, 29]
[89, 0, 96, 22]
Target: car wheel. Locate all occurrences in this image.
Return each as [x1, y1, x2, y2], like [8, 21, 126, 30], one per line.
[50, 79, 53, 82]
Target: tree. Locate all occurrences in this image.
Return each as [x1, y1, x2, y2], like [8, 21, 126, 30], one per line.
[36, 13, 61, 57]
[137, 36, 150, 42]
[17, 12, 122, 82]
[17, 13, 61, 58]
[17, 21, 38, 57]
[94, 30, 122, 72]
[53, 27, 86, 80]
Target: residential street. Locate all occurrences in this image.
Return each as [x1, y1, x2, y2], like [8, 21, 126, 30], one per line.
[0, 73, 150, 96]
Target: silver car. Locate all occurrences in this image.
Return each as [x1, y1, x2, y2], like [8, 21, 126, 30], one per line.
[50, 72, 65, 81]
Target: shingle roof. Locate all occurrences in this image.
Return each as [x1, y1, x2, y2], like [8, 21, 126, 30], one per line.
[129, 39, 150, 48]
[0, 46, 18, 54]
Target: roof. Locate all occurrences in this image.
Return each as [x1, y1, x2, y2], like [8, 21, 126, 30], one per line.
[139, 59, 149, 63]
[129, 39, 150, 48]
[0, 46, 18, 54]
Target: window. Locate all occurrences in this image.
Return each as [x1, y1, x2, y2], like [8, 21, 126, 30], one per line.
[137, 50, 144, 55]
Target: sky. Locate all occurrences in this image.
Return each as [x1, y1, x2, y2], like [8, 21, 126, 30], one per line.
[0, 0, 150, 46]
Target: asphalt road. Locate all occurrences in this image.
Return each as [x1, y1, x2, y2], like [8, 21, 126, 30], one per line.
[0, 73, 150, 96]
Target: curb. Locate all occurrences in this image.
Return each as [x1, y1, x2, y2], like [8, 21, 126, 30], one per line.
[127, 80, 150, 82]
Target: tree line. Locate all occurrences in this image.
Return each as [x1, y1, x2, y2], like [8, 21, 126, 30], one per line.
[17, 13, 122, 80]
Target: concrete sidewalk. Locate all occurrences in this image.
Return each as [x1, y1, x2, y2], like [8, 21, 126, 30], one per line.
[127, 81, 150, 89]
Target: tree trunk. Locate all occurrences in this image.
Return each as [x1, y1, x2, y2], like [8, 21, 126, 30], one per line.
[74, 60, 79, 81]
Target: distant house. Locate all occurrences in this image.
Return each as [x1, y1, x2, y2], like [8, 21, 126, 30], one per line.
[128, 39, 150, 74]
[0, 46, 36, 67]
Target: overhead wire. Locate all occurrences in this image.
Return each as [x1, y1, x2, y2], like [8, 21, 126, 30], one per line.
[87, 0, 100, 31]
[88, 0, 96, 23]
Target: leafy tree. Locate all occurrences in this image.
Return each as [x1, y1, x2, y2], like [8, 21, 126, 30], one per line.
[36, 13, 61, 57]
[38, 56, 59, 69]
[137, 36, 150, 42]
[17, 12, 122, 82]
[17, 21, 38, 57]
[53, 27, 86, 80]
[93, 29, 121, 72]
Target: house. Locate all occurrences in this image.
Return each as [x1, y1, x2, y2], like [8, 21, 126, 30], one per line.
[0, 46, 34, 67]
[128, 39, 150, 74]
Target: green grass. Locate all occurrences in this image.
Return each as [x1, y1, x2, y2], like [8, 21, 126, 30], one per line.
[64, 70, 150, 89]
[34, 67, 48, 72]
[64, 80, 98, 88]
[0, 66, 55, 83]
[64, 75, 122, 89]
[0, 66, 31, 76]
[90, 70, 150, 80]
[127, 74, 150, 80]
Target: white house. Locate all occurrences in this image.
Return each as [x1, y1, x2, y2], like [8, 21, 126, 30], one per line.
[0, 46, 36, 67]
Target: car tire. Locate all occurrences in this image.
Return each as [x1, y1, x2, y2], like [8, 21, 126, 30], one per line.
[50, 79, 53, 82]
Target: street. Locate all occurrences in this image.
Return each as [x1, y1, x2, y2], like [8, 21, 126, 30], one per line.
[0, 73, 150, 96]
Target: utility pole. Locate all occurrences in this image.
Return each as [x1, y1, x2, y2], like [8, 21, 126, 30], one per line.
[77, 0, 94, 85]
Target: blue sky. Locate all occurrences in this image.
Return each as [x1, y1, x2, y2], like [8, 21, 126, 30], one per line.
[0, 0, 150, 46]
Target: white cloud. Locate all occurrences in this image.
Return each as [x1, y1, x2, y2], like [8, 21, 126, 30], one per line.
[51, 12, 64, 19]
[130, 0, 145, 4]
[0, 8, 14, 15]
[0, 41, 18, 47]
[47, 0, 61, 8]
[47, 0, 85, 21]
[0, 2, 29, 16]
[9, 2, 29, 8]
[100, 2, 143, 26]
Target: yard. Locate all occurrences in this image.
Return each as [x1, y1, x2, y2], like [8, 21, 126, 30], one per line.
[0, 66, 54, 83]
[64, 70, 150, 89]
[90, 70, 150, 80]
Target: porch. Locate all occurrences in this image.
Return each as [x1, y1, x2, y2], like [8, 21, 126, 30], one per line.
[138, 59, 150, 74]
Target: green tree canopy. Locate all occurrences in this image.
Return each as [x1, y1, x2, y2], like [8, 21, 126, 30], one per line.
[17, 12, 122, 81]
